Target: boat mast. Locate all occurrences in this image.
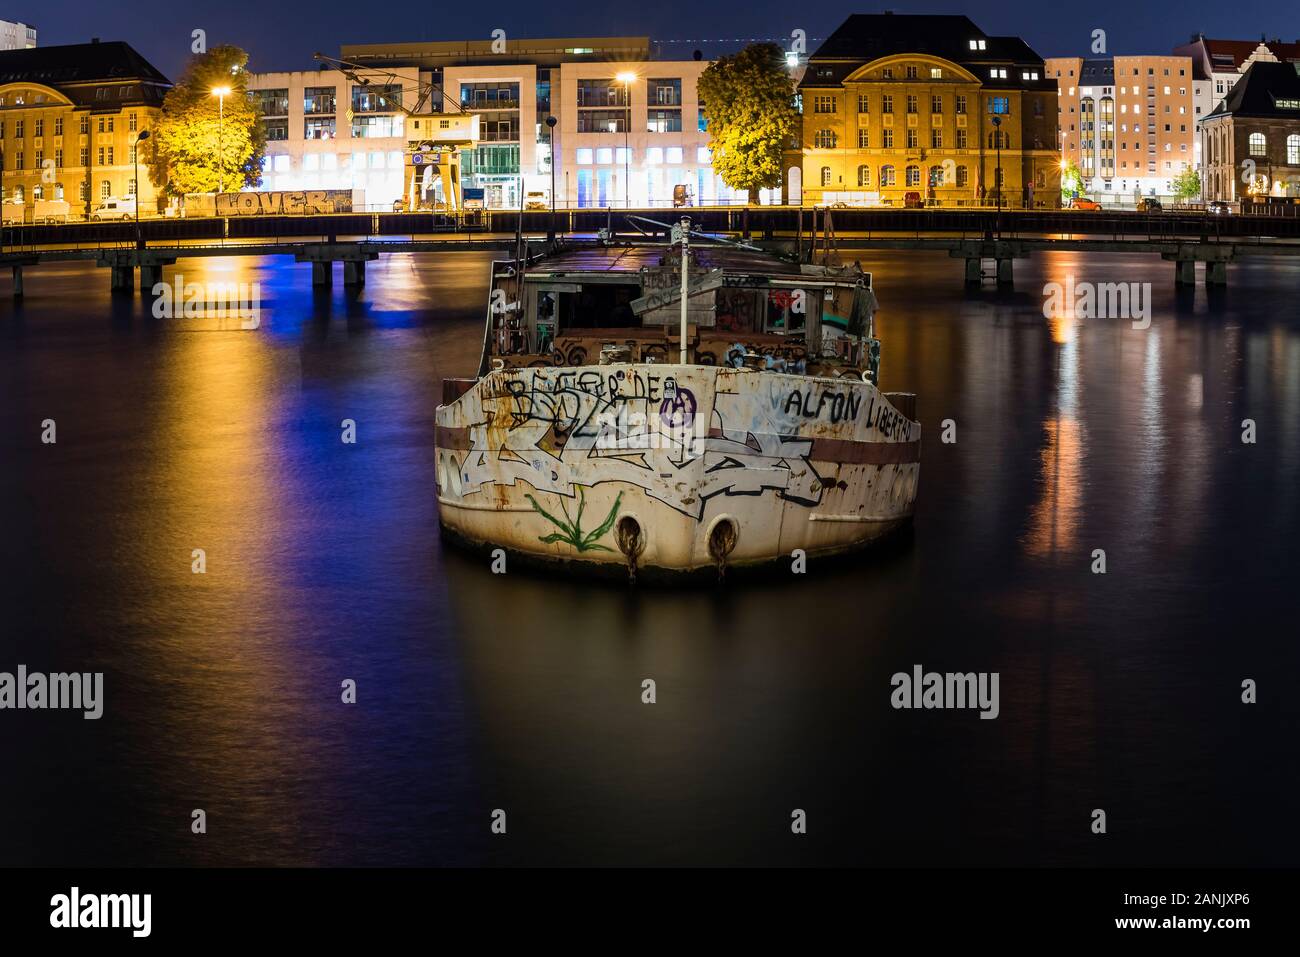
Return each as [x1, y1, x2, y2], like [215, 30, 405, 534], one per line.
[677, 216, 690, 364]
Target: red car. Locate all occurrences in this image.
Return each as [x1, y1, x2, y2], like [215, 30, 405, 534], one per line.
[1068, 198, 1102, 211]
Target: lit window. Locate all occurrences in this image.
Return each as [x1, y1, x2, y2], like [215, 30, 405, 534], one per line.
[575, 148, 593, 164]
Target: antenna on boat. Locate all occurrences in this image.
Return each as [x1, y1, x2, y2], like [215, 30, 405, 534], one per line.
[673, 217, 690, 364]
[624, 215, 768, 255]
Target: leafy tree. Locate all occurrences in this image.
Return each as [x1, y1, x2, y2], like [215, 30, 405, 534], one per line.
[147, 45, 265, 199]
[1171, 167, 1201, 201]
[1059, 159, 1084, 202]
[698, 43, 798, 205]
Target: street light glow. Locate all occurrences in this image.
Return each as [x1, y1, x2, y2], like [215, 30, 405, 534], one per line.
[210, 86, 232, 97]
[615, 71, 636, 84]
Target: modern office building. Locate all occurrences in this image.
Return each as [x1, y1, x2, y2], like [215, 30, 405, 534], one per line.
[245, 67, 420, 208]
[0, 19, 35, 51]
[795, 14, 1060, 208]
[1046, 55, 1200, 202]
[0, 40, 170, 218]
[319, 36, 760, 209]
[1201, 60, 1300, 203]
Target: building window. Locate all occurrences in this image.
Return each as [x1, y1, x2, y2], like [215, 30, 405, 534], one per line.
[906, 95, 918, 114]
[880, 164, 895, 186]
[881, 94, 893, 114]
[857, 94, 869, 113]
[956, 128, 967, 149]
[820, 166, 831, 187]
[1248, 133, 1266, 157]
[931, 94, 943, 114]
[955, 95, 967, 115]
[928, 165, 944, 187]
[814, 129, 837, 149]
[813, 95, 836, 114]
[129, 112, 138, 132]
[80, 147, 89, 166]
[857, 128, 869, 148]
[931, 68, 943, 79]
[648, 78, 682, 106]
[264, 119, 289, 141]
[906, 129, 918, 149]
[990, 68, 1007, 80]
[304, 117, 336, 140]
[101, 180, 111, 200]
[956, 165, 969, 187]
[576, 79, 628, 108]
[80, 115, 89, 134]
[857, 165, 870, 186]
[54, 117, 63, 135]
[906, 165, 921, 186]
[54, 149, 63, 168]
[882, 128, 893, 148]
[931, 129, 942, 149]
[15, 119, 24, 137]
[257, 89, 289, 117]
[1288, 134, 1300, 165]
[646, 109, 682, 133]
[988, 97, 1009, 114]
[577, 110, 626, 133]
[353, 83, 403, 113]
[304, 86, 337, 114]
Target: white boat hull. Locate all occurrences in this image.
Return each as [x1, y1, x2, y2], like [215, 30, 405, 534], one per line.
[435, 364, 920, 576]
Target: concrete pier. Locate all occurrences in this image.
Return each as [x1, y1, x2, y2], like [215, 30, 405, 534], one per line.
[312, 261, 334, 287]
[11, 265, 22, 298]
[343, 260, 366, 286]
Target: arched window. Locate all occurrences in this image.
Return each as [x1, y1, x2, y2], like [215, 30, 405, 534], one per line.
[857, 165, 870, 187]
[880, 165, 895, 186]
[928, 165, 944, 188]
[80, 181, 90, 202]
[13, 184, 24, 204]
[820, 166, 832, 187]
[32, 184, 43, 201]
[1287, 134, 1300, 165]
[905, 165, 921, 187]
[1248, 132, 1266, 157]
[54, 182, 64, 200]
[101, 180, 111, 200]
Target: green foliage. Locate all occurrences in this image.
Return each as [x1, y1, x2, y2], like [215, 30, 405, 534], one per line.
[525, 488, 623, 552]
[698, 43, 799, 204]
[1059, 159, 1084, 201]
[1171, 167, 1202, 200]
[147, 45, 265, 199]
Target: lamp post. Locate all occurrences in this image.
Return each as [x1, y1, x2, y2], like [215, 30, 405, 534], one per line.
[616, 71, 636, 208]
[134, 129, 150, 248]
[991, 114, 1002, 210]
[546, 114, 558, 208]
[211, 86, 232, 194]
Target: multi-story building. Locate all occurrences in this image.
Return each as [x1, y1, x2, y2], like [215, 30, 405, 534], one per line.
[0, 40, 170, 218]
[1174, 35, 1300, 122]
[1201, 60, 1300, 203]
[0, 19, 35, 51]
[1047, 55, 1198, 202]
[325, 36, 759, 209]
[795, 14, 1060, 208]
[246, 67, 419, 208]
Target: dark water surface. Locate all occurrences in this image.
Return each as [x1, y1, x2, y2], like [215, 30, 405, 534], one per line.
[1, 248, 1297, 867]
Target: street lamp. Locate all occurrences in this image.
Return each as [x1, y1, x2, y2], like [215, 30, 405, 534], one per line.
[134, 129, 150, 247]
[545, 114, 558, 238]
[616, 71, 636, 208]
[211, 85, 232, 193]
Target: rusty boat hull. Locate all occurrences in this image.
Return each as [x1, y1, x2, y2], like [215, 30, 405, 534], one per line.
[435, 363, 919, 576]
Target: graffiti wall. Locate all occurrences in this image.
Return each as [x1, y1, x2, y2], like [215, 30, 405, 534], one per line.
[213, 190, 356, 216]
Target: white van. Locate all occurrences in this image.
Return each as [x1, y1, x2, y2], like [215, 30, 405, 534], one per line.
[91, 197, 137, 221]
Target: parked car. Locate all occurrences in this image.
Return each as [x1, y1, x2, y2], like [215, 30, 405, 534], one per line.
[1208, 200, 1231, 215]
[1068, 197, 1103, 211]
[1137, 197, 1162, 212]
[91, 197, 136, 221]
[903, 191, 924, 209]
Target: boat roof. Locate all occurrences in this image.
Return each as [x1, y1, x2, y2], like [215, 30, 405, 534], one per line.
[521, 243, 805, 277]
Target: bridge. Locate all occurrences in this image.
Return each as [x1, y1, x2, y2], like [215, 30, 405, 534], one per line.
[1, 206, 1298, 296]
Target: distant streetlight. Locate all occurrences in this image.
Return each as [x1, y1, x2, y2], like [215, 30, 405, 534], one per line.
[991, 114, 1003, 210]
[211, 86, 232, 193]
[545, 114, 558, 220]
[134, 129, 150, 247]
[616, 71, 636, 208]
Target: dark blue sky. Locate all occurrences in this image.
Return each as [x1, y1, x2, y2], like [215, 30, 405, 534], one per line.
[31, 1, 1300, 80]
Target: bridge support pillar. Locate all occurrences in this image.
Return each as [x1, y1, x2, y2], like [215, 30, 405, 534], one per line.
[996, 257, 1014, 286]
[11, 265, 23, 299]
[343, 260, 366, 287]
[963, 257, 981, 285]
[140, 264, 163, 291]
[110, 265, 134, 293]
[1206, 260, 1228, 286]
[312, 261, 333, 287]
[1175, 259, 1196, 285]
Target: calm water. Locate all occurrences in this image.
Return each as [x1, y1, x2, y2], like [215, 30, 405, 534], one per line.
[1, 247, 1297, 867]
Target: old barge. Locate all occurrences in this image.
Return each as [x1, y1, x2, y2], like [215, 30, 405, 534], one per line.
[435, 221, 920, 579]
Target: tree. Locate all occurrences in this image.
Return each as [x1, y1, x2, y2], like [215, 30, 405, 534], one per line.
[698, 43, 798, 205]
[147, 45, 265, 200]
[1171, 167, 1201, 201]
[1059, 159, 1084, 202]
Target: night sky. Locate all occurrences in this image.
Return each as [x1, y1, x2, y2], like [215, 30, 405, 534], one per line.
[28, 1, 1300, 82]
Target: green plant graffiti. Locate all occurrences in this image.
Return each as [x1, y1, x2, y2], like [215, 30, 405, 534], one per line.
[525, 487, 623, 552]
